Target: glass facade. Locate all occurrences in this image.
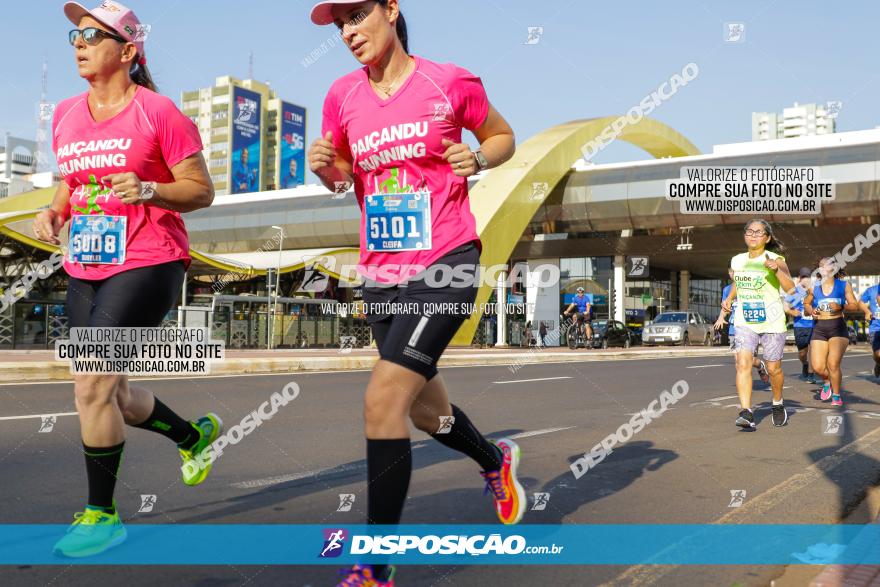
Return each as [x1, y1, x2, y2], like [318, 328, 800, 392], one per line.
[624, 280, 673, 324]
[689, 278, 723, 322]
[560, 257, 613, 319]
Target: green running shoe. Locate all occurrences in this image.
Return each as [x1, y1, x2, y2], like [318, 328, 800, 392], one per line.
[180, 412, 223, 486]
[53, 505, 126, 558]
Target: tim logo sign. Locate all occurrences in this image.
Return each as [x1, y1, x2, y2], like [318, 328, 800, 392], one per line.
[235, 96, 257, 124]
[319, 528, 348, 558]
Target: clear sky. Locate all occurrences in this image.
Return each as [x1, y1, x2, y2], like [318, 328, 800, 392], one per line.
[2, 0, 878, 174]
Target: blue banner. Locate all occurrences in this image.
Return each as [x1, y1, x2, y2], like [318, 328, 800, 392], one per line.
[277, 102, 306, 190]
[5, 524, 879, 565]
[230, 87, 262, 194]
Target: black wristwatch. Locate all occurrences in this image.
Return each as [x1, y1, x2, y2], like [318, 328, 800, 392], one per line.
[473, 149, 489, 172]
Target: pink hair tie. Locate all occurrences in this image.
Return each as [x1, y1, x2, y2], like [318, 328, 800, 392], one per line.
[138, 55, 147, 66]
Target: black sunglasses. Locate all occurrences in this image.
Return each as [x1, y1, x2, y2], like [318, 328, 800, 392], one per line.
[69, 27, 127, 46]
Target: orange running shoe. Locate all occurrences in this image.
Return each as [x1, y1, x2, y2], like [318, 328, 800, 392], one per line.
[337, 564, 395, 586]
[481, 438, 526, 525]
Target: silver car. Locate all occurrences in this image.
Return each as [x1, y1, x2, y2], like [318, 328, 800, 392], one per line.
[642, 311, 713, 346]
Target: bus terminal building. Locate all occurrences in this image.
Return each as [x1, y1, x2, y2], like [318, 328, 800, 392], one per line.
[1, 118, 879, 349]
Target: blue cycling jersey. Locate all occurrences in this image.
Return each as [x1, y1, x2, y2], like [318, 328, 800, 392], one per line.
[573, 294, 589, 314]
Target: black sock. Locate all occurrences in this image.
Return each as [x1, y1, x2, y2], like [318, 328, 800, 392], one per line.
[802, 362, 809, 375]
[367, 439, 410, 580]
[83, 441, 125, 511]
[370, 564, 393, 581]
[367, 439, 411, 525]
[430, 404, 502, 471]
[132, 397, 199, 450]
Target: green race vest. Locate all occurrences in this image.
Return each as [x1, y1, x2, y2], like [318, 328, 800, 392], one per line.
[730, 251, 786, 334]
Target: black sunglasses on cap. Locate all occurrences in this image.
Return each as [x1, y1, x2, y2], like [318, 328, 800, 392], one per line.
[69, 27, 127, 46]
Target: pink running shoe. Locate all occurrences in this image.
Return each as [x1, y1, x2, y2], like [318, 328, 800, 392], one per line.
[820, 382, 832, 401]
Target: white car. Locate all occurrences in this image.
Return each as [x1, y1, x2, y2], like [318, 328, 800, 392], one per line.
[642, 311, 713, 346]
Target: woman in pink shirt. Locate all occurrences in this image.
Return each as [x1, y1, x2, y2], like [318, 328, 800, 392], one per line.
[32, 1, 222, 558]
[308, 2, 522, 584]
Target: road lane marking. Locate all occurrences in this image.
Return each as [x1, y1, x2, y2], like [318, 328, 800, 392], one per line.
[508, 426, 576, 439]
[493, 376, 572, 384]
[0, 411, 77, 422]
[231, 426, 575, 490]
[686, 364, 725, 368]
[8, 347, 870, 387]
[1, 351, 871, 386]
[704, 395, 738, 402]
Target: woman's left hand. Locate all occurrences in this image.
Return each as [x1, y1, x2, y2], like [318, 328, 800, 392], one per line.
[103, 172, 144, 205]
[441, 139, 476, 177]
[763, 253, 779, 272]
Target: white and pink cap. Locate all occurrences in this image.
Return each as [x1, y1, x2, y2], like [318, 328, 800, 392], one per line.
[310, 0, 368, 25]
[64, 0, 147, 64]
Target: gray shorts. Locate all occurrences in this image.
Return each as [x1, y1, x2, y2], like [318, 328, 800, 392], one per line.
[733, 325, 786, 362]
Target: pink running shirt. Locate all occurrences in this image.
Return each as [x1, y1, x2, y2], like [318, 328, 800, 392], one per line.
[52, 85, 203, 280]
[322, 55, 489, 284]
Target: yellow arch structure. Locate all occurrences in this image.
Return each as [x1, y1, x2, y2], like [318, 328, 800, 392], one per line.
[3, 116, 698, 344]
[450, 116, 701, 346]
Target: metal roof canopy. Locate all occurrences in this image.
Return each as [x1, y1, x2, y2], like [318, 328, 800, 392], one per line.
[0, 208, 360, 282]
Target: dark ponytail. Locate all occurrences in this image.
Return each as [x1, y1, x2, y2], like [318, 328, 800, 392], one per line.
[744, 218, 786, 255]
[377, 0, 409, 54]
[396, 11, 409, 54]
[815, 257, 846, 280]
[129, 56, 157, 92]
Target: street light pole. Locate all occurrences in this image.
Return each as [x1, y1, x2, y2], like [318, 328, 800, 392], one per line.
[270, 225, 284, 350]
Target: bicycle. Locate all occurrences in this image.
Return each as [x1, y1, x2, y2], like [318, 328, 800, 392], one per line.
[565, 314, 588, 349]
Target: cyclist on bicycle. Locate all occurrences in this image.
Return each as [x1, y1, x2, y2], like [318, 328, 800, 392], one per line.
[564, 287, 593, 341]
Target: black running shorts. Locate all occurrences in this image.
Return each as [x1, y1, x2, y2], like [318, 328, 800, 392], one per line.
[364, 242, 480, 380]
[794, 326, 813, 350]
[66, 261, 185, 328]
[810, 317, 848, 342]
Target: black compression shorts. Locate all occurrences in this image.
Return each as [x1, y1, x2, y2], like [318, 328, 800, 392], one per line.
[810, 317, 849, 342]
[66, 261, 185, 328]
[364, 242, 480, 380]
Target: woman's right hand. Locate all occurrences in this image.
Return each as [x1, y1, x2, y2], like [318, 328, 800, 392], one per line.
[32, 209, 64, 245]
[308, 131, 337, 175]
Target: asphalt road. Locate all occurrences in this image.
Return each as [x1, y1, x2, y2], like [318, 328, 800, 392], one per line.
[2, 347, 880, 587]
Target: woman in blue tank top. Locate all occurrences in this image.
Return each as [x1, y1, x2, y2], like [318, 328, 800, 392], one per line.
[803, 257, 858, 406]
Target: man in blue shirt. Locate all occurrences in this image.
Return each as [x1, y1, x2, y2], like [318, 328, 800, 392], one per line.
[232, 147, 258, 193]
[718, 280, 736, 349]
[563, 287, 592, 342]
[784, 267, 816, 383]
[857, 281, 880, 379]
[282, 158, 300, 189]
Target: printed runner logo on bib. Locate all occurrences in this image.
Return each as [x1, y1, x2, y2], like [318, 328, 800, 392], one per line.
[69, 215, 127, 265]
[818, 299, 841, 313]
[364, 167, 431, 252]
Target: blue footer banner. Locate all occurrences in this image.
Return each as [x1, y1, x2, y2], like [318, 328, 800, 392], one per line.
[4, 524, 879, 565]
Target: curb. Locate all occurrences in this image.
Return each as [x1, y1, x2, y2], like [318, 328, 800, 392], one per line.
[809, 499, 880, 587]
[773, 487, 880, 587]
[0, 346, 738, 382]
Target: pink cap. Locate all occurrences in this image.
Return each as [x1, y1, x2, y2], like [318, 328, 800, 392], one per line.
[64, 1, 146, 64]
[310, 0, 367, 26]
